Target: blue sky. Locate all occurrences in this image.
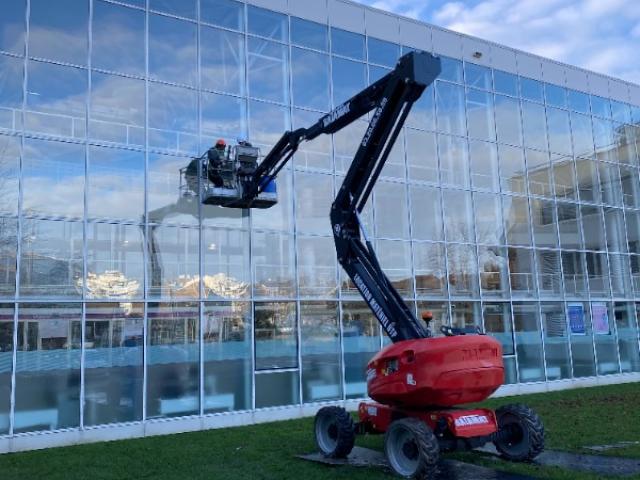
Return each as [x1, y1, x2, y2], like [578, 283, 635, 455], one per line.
[355, 0, 640, 85]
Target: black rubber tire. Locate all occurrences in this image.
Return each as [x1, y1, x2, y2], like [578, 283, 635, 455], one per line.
[384, 418, 439, 479]
[314, 406, 355, 458]
[493, 403, 545, 462]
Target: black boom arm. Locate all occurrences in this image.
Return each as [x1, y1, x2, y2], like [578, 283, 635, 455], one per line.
[243, 51, 441, 342]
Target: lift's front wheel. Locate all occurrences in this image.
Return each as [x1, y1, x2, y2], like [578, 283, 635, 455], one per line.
[314, 406, 355, 458]
[384, 418, 439, 479]
[493, 403, 545, 462]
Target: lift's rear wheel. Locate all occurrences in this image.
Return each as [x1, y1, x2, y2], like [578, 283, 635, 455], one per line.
[493, 404, 545, 462]
[384, 418, 439, 479]
[314, 406, 355, 458]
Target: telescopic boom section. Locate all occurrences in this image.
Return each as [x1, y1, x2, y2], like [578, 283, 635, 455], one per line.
[244, 51, 441, 342]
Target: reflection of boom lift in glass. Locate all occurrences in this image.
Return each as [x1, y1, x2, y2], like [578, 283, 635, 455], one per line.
[200, 51, 545, 478]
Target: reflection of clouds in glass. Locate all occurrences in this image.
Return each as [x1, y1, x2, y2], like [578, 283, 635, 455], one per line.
[248, 100, 289, 148]
[0, 1, 25, 54]
[149, 82, 198, 153]
[201, 92, 245, 139]
[291, 48, 330, 111]
[149, 14, 197, 86]
[29, 0, 88, 65]
[200, 26, 244, 95]
[248, 38, 288, 103]
[0, 135, 19, 215]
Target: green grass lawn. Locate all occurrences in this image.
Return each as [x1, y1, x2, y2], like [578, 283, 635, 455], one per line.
[0, 382, 638, 480]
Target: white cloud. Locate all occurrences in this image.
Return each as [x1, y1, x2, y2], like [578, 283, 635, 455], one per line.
[356, 0, 640, 84]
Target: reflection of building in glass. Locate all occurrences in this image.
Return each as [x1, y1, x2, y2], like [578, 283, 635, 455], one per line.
[0, 0, 639, 451]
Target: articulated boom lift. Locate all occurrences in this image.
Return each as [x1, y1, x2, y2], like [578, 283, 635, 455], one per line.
[206, 51, 544, 479]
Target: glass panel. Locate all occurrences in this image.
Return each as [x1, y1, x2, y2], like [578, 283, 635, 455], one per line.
[557, 202, 582, 249]
[254, 302, 297, 370]
[88, 145, 145, 221]
[562, 251, 587, 298]
[22, 138, 84, 220]
[147, 152, 198, 225]
[201, 0, 244, 31]
[377, 240, 413, 297]
[146, 302, 199, 418]
[581, 205, 606, 251]
[149, 0, 196, 18]
[466, 88, 495, 141]
[293, 109, 332, 172]
[248, 38, 288, 104]
[616, 303, 640, 372]
[342, 301, 379, 398]
[599, 163, 623, 206]
[331, 28, 365, 61]
[146, 226, 199, 299]
[479, 245, 510, 298]
[545, 84, 566, 109]
[0, 55, 22, 132]
[413, 242, 446, 297]
[291, 47, 330, 111]
[251, 167, 293, 232]
[494, 94, 523, 146]
[19, 219, 83, 298]
[368, 38, 399, 68]
[334, 120, 367, 175]
[575, 158, 599, 203]
[14, 303, 81, 433]
[436, 81, 466, 136]
[368, 64, 391, 85]
[591, 95, 611, 119]
[443, 190, 474, 243]
[0, 304, 12, 434]
[447, 243, 479, 297]
[464, 63, 491, 90]
[536, 249, 562, 297]
[469, 140, 499, 191]
[25, 61, 87, 139]
[332, 57, 366, 107]
[203, 227, 250, 299]
[203, 302, 252, 412]
[409, 185, 443, 241]
[592, 302, 620, 375]
[439, 57, 463, 83]
[29, 0, 87, 65]
[627, 210, 640, 255]
[604, 207, 627, 252]
[148, 83, 198, 154]
[86, 222, 144, 300]
[526, 149, 552, 197]
[512, 302, 545, 382]
[0, 0, 25, 54]
[407, 86, 436, 131]
[0, 135, 19, 215]
[291, 18, 327, 51]
[593, 118, 615, 163]
[301, 301, 341, 402]
[295, 172, 333, 235]
[297, 236, 337, 298]
[406, 129, 438, 183]
[252, 231, 295, 298]
[84, 303, 143, 425]
[508, 247, 536, 297]
[608, 253, 632, 297]
[546, 107, 572, 156]
[483, 302, 514, 355]
[474, 192, 504, 245]
[201, 93, 246, 149]
[567, 302, 596, 377]
[255, 370, 299, 408]
[611, 101, 631, 125]
[493, 70, 518, 97]
[552, 155, 578, 200]
[450, 301, 481, 330]
[248, 99, 289, 150]
[200, 26, 245, 96]
[374, 181, 409, 239]
[90, 73, 144, 147]
[570, 112, 594, 159]
[568, 90, 590, 114]
[498, 144, 526, 194]
[0, 218, 17, 298]
[92, 1, 144, 76]
[438, 134, 469, 188]
[520, 77, 543, 103]
[149, 13, 197, 85]
[530, 199, 558, 248]
[503, 196, 532, 246]
[540, 302, 571, 380]
[585, 252, 610, 296]
[522, 101, 548, 151]
[247, 5, 287, 42]
[630, 255, 640, 295]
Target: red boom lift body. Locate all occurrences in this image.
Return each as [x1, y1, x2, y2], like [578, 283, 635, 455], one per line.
[205, 51, 544, 478]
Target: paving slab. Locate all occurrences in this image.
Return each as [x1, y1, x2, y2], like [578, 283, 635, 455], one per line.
[299, 446, 537, 480]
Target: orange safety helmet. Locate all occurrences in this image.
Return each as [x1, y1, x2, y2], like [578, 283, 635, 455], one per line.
[215, 138, 226, 148]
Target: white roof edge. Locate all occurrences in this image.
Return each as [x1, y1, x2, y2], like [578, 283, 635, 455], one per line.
[330, 0, 639, 91]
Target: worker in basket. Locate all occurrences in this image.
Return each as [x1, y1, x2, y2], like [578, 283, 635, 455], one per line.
[207, 138, 227, 188]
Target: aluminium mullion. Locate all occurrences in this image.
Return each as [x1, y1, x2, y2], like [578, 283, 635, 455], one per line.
[142, 0, 149, 423]
[196, 0, 204, 419]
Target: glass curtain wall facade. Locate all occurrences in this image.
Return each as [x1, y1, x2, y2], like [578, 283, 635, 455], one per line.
[0, 0, 639, 437]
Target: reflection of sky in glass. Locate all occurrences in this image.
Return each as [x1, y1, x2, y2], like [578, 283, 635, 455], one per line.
[150, 0, 196, 19]
[0, 135, 19, 215]
[0, 0, 25, 55]
[0, 54, 23, 131]
[291, 48, 329, 111]
[149, 13, 197, 86]
[291, 18, 327, 52]
[201, 0, 244, 31]
[201, 92, 246, 141]
[248, 38, 288, 104]
[200, 26, 244, 95]
[247, 5, 288, 42]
